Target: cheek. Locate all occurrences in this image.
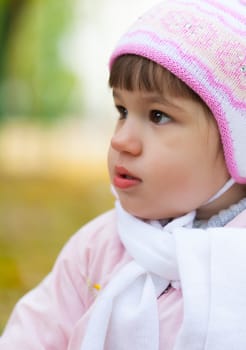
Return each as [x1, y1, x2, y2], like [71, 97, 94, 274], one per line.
[144, 154, 193, 203]
[107, 146, 115, 179]
[210, 148, 229, 185]
[144, 139, 208, 196]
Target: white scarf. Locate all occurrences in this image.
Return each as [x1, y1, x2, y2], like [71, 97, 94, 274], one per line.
[81, 199, 246, 350]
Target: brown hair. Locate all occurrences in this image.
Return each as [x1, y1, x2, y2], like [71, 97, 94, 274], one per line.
[109, 55, 211, 115]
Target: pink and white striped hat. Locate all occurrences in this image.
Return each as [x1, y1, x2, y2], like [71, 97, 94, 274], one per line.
[110, 0, 246, 183]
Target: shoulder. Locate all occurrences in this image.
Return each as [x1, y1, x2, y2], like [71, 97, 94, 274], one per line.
[73, 209, 120, 255]
[38, 208, 127, 306]
[77, 208, 117, 238]
[57, 208, 119, 260]
[76, 208, 128, 266]
[54, 208, 128, 279]
[59, 208, 130, 301]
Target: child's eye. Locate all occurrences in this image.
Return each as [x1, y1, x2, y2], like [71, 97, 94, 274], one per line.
[116, 105, 128, 119]
[149, 110, 171, 125]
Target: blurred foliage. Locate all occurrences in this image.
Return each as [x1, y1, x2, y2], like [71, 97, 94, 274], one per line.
[0, 173, 114, 332]
[0, 0, 81, 123]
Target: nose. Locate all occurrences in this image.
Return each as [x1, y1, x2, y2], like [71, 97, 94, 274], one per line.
[110, 120, 142, 156]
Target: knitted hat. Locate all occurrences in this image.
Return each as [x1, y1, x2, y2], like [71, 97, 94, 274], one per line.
[109, 0, 246, 183]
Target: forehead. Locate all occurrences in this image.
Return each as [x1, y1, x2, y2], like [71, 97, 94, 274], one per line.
[109, 55, 174, 93]
[113, 88, 170, 104]
[109, 55, 207, 106]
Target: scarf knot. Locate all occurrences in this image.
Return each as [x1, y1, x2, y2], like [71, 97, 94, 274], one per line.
[81, 201, 246, 350]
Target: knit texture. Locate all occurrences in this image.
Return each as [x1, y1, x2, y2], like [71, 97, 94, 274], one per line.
[110, 0, 246, 183]
[194, 197, 246, 228]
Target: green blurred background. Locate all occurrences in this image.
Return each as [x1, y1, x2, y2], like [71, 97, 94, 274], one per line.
[0, 0, 154, 333]
[0, 0, 115, 332]
[0, 0, 81, 122]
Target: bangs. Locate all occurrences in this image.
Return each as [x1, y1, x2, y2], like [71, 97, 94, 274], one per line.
[109, 55, 206, 104]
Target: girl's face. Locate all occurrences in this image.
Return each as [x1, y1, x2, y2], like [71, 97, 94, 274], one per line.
[108, 88, 229, 220]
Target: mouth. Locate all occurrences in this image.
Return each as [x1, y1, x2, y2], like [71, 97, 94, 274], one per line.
[113, 166, 142, 189]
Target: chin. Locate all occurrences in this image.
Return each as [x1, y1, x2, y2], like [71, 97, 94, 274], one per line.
[120, 202, 162, 220]
[120, 200, 187, 221]
[119, 201, 146, 219]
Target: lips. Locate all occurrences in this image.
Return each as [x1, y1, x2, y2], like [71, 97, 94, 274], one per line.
[113, 166, 142, 189]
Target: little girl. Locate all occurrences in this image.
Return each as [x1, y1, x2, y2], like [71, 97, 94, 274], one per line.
[1, 0, 246, 349]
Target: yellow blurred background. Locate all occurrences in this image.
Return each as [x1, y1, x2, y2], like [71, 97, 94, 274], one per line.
[0, 0, 154, 331]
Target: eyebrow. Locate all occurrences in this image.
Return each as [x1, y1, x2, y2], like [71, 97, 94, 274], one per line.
[143, 93, 175, 106]
[112, 90, 185, 112]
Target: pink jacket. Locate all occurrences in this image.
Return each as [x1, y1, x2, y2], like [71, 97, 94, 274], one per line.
[1, 209, 246, 350]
